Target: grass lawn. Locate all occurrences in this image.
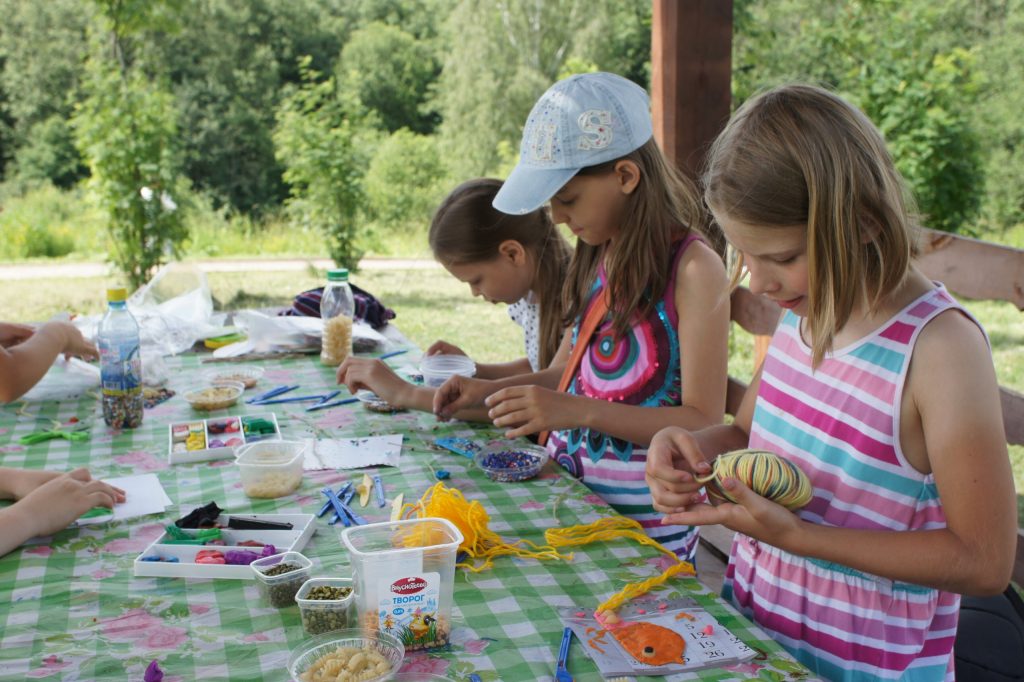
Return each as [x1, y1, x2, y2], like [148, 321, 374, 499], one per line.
[1, 264, 1021, 520]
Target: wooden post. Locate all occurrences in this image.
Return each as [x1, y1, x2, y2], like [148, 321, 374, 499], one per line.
[650, 0, 734, 180]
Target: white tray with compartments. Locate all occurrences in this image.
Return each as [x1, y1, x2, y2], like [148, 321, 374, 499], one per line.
[133, 512, 316, 579]
[167, 412, 282, 465]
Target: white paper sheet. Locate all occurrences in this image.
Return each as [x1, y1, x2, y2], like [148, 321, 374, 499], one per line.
[75, 473, 174, 526]
[302, 435, 403, 470]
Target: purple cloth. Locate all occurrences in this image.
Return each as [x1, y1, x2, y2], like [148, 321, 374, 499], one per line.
[281, 283, 396, 330]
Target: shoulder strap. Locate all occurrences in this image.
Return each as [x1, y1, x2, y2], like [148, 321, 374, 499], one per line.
[538, 287, 610, 446]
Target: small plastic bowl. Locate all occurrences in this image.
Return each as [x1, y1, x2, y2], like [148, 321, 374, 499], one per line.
[475, 444, 548, 482]
[235, 440, 305, 498]
[202, 365, 264, 389]
[420, 354, 476, 388]
[296, 577, 355, 635]
[288, 629, 405, 682]
[355, 389, 403, 414]
[251, 550, 313, 608]
[183, 381, 245, 411]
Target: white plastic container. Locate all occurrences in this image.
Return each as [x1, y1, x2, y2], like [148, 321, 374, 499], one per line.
[341, 518, 463, 651]
[235, 439, 306, 499]
[419, 354, 476, 388]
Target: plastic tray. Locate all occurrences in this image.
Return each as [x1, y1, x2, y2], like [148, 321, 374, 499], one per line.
[133, 512, 315, 579]
[167, 412, 281, 464]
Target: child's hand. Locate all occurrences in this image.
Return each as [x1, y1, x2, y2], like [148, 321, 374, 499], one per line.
[0, 322, 34, 349]
[645, 427, 713, 513]
[43, 321, 98, 361]
[484, 385, 577, 438]
[432, 375, 493, 420]
[426, 340, 466, 357]
[336, 358, 408, 406]
[6, 468, 65, 500]
[659, 476, 802, 546]
[17, 468, 125, 538]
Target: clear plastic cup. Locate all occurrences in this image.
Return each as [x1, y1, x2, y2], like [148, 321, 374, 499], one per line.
[235, 440, 305, 498]
[341, 518, 463, 651]
[419, 354, 476, 388]
[296, 577, 355, 635]
[250, 551, 312, 608]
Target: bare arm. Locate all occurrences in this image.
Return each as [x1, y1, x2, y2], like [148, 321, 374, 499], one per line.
[472, 357, 534, 380]
[486, 242, 731, 442]
[0, 321, 98, 403]
[657, 311, 1016, 596]
[0, 468, 124, 557]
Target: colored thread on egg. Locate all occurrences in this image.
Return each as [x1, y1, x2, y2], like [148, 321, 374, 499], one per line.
[696, 448, 813, 511]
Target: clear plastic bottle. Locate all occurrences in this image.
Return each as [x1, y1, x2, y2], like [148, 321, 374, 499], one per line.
[320, 268, 355, 366]
[98, 287, 144, 428]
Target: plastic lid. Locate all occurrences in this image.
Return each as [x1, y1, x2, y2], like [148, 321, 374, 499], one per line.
[106, 287, 128, 302]
[327, 268, 349, 282]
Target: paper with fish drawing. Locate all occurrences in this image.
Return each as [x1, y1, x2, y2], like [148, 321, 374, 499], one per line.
[558, 597, 756, 677]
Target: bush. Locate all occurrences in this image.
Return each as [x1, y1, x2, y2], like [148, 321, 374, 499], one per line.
[363, 129, 447, 236]
[0, 181, 106, 259]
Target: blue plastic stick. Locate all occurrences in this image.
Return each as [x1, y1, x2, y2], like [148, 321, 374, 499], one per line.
[323, 487, 353, 527]
[379, 349, 408, 360]
[330, 486, 359, 524]
[245, 385, 297, 404]
[317, 482, 352, 518]
[305, 396, 359, 412]
[314, 389, 341, 406]
[372, 474, 386, 507]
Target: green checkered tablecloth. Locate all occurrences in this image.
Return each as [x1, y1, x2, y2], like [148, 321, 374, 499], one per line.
[0, 351, 812, 681]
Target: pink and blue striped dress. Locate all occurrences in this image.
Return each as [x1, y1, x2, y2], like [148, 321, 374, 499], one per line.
[547, 235, 701, 561]
[723, 284, 973, 681]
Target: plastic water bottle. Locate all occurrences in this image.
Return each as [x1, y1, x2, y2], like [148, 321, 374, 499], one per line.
[98, 287, 144, 428]
[320, 268, 355, 366]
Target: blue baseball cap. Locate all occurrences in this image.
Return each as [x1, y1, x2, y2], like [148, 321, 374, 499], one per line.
[493, 72, 654, 215]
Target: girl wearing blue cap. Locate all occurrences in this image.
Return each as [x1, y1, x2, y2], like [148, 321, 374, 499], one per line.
[434, 72, 731, 561]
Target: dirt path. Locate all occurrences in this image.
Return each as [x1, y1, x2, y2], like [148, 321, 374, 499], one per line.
[0, 257, 439, 280]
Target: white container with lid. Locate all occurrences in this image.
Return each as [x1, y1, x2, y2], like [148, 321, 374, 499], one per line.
[419, 354, 476, 388]
[341, 518, 463, 651]
[235, 439, 306, 498]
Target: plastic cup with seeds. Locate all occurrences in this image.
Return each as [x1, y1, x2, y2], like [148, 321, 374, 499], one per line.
[251, 551, 312, 608]
[296, 577, 355, 635]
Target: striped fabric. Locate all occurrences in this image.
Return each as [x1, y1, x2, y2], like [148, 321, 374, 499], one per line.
[723, 285, 972, 681]
[547, 235, 701, 562]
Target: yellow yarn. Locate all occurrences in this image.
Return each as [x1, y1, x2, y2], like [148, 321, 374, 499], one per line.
[401, 482, 573, 572]
[697, 448, 813, 511]
[545, 516, 696, 614]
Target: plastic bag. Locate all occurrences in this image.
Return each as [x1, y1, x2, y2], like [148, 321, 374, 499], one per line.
[213, 310, 322, 358]
[76, 263, 225, 357]
[21, 357, 101, 402]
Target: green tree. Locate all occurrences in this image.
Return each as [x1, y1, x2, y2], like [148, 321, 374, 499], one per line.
[72, 0, 187, 290]
[338, 22, 440, 134]
[973, 0, 1024, 230]
[433, 0, 651, 180]
[733, 0, 985, 233]
[0, 0, 91, 185]
[364, 129, 447, 234]
[273, 58, 377, 269]
[142, 0, 348, 214]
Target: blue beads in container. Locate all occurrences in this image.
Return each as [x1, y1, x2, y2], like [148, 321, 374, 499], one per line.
[474, 444, 547, 482]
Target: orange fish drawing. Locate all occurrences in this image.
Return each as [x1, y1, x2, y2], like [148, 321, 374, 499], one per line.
[611, 621, 687, 666]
